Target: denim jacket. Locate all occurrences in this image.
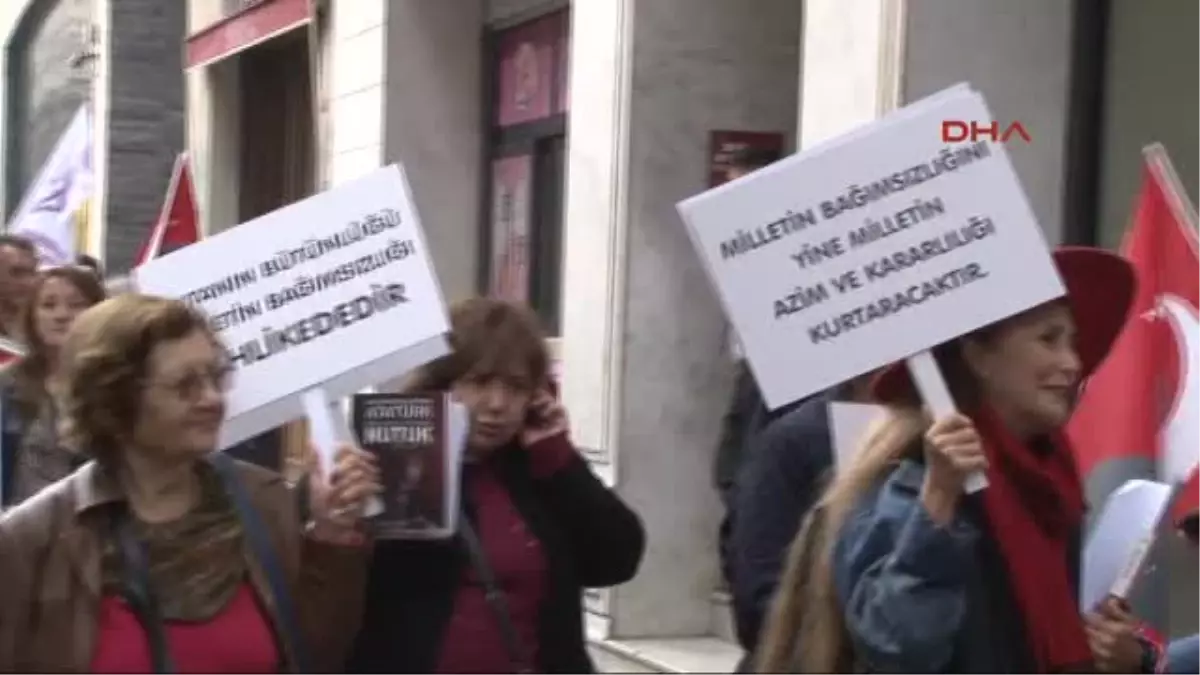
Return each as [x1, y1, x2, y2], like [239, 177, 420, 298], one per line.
[835, 458, 1161, 667]
[832, 459, 1070, 673]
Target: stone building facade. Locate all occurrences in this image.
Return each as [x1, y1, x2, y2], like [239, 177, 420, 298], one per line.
[2, 0, 186, 273]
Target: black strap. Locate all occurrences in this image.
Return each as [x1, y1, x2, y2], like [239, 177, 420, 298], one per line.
[459, 511, 535, 674]
[209, 452, 311, 673]
[112, 510, 177, 674]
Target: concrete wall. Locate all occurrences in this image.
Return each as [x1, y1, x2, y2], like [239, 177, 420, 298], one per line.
[382, 1, 483, 305]
[1095, 0, 1198, 247]
[0, 0, 35, 216]
[3, 0, 92, 218]
[560, 0, 802, 638]
[902, 0, 1073, 244]
[100, 0, 186, 271]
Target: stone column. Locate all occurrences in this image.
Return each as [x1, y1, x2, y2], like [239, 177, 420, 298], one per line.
[561, 0, 801, 640]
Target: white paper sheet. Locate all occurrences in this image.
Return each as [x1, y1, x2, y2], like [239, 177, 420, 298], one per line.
[1080, 479, 1173, 612]
[302, 388, 384, 517]
[828, 402, 887, 473]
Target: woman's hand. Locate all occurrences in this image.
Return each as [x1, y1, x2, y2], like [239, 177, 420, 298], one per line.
[306, 443, 382, 545]
[520, 388, 569, 447]
[920, 413, 987, 525]
[1086, 597, 1149, 673]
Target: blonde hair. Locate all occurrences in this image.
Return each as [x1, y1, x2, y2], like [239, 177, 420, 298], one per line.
[57, 294, 214, 462]
[752, 324, 1010, 673]
[755, 406, 929, 672]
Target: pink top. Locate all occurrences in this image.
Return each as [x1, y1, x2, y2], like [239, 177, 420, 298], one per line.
[434, 434, 576, 673]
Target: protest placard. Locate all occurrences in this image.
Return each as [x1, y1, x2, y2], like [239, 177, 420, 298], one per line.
[134, 164, 451, 449]
[677, 86, 1064, 415]
[828, 401, 887, 472]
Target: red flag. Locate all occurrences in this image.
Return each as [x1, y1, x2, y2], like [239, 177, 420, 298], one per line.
[133, 153, 199, 266]
[1068, 144, 1199, 522]
[0, 336, 26, 369]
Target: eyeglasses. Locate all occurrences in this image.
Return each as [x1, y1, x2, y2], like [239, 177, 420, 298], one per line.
[148, 362, 234, 401]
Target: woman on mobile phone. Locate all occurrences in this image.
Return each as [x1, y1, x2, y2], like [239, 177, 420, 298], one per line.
[347, 297, 646, 674]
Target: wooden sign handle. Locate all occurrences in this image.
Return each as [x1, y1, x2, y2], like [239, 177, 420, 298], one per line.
[906, 350, 988, 493]
[302, 388, 385, 517]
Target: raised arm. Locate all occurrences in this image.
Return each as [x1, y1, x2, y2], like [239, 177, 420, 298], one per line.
[833, 469, 977, 673]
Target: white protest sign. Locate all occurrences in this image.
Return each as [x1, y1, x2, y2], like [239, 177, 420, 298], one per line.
[828, 402, 887, 472]
[134, 164, 451, 449]
[677, 87, 1064, 414]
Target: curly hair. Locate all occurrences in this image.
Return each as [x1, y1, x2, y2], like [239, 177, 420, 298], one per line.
[405, 297, 549, 393]
[57, 294, 214, 462]
[9, 266, 106, 422]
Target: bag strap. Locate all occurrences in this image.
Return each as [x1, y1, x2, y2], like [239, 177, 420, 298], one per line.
[209, 453, 311, 673]
[111, 509, 177, 674]
[459, 510, 535, 674]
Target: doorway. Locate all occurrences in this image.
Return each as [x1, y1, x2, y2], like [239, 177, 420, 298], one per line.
[229, 30, 316, 476]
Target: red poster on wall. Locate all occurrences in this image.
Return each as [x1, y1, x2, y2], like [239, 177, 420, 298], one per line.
[708, 130, 787, 187]
[495, 11, 569, 127]
[490, 156, 533, 302]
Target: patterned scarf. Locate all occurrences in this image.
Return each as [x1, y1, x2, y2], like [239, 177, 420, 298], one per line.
[100, 464, 247, 621]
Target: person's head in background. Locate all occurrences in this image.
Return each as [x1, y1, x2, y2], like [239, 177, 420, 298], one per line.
[76, 254, 103, 278]
[11, 266, 107, 419]
[723, 145, 783, 184]
[0, 235, 39, 333]
[406, 297, 550, 460]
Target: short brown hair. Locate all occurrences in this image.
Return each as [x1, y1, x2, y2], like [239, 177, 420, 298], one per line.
[57, 294, 214, 461]
[408, 297, 548, 392]
[10, 266, 107, 420]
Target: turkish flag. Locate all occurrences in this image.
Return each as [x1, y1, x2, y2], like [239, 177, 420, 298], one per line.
[133, 153, 199, 266]
[1068, 144, 1199, 525]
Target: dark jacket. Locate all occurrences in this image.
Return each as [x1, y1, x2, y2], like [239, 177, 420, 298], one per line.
[714, 363, 812, 593]
[730, 389, 836, 653]
[346, 445, 645, 673]
[0, 386, 22, 506]
[713, 364, 810, 507]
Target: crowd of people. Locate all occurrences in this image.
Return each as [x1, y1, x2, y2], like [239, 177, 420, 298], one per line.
[711, 155, 1199, 674]
[0, 187, 1193, 674]
[0, 233, 644, 673]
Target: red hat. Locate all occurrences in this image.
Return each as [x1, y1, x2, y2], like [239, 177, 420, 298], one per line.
[870, 247, 1138, 404]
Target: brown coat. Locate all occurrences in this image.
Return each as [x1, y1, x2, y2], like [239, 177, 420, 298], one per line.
[0, 458, 368, 673]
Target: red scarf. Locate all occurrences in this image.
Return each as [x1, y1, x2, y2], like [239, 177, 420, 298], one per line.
[974, 407, 1093, 673]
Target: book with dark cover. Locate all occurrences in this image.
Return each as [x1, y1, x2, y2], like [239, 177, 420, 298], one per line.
[352, 392, 463, 539]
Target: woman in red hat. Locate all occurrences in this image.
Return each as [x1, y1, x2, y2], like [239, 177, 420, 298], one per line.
[755, 247, 1162, 673]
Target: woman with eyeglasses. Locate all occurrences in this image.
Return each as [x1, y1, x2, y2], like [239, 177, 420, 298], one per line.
[0, 294, 382, 673]
[1, 266, 106, 507]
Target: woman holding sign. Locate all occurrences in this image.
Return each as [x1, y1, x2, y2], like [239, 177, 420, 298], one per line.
[347, 298, 645, 674]
[0, 294, 382, 673]
[756, 247, 1161, 673]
